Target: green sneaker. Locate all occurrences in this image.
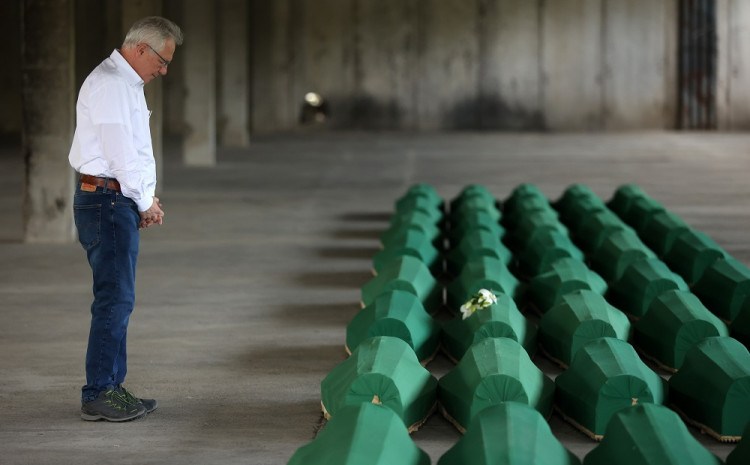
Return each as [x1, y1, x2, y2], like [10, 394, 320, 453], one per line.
[81, 389, 146, 422]
[118, 385, 158, 414]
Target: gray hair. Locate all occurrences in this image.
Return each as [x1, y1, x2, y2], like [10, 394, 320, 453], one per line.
[123, 16, 183, 50]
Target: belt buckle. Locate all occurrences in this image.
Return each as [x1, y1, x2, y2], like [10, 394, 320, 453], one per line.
[81, 182, 97, 192]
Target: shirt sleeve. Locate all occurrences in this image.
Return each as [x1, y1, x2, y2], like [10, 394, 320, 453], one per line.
[88, 80, 154, 212]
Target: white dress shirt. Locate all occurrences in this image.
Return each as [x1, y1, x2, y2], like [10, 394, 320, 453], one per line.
[69, 49, 155, 212]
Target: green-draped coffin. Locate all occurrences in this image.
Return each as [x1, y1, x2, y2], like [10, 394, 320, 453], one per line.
[606, 184, 647, 217]
[346, 290, 441, 363]
[517, 230, 584, 278]
[668, 336, 750, 440]
[582, 404, 722, 465]
[446, 228, 512, 276]
[441, 293, 537, 362]
[396, 183, 444, 213]
[372, 228, 442, 276]
[446, 256, 520, 310]
[503, 184, 547, 218]
[437, 402, 581, 465]
[590, 230, 656, 282]
[527, 258, 608, 314]
[380, 210, 443, 249]
[573, 209, 632, 253]
[446, 209, 505, 246]
[288, 402, 431, 465]
[555, 337, 667, 439]
[664, 229, 727, 285]
[633, 290, 729, 371]
[606, 258, 688, 319]
[620, 196, 665, 234]
[449, 184, 497, 212]
[692, 258, 750, 322]
[450, 196, 502, 224]
[732, 301, 750, 349]
[438, 337, 555, 433]
[321, 336, 438, 432]
[726, 423, 750, 465]
[555, 184, 603, 223]
[503, 196, 556, 230]
[640, 211, 689, 257]
[361, 255, 442, 314]
[509, 210, 567, 250]
[539, 290, 631, 368]
[394, 194, 444, 227]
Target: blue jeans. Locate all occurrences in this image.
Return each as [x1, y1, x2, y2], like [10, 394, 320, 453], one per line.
[74, 182, 140, 402]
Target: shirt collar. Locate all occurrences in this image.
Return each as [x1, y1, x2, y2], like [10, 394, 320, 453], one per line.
[109, 49, 144, 87]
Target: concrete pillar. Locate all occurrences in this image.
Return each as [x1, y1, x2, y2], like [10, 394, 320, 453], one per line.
[183, 0, 216, 166]
[0, 1, 22, 138]
[417, 0, 480, 129]
[218, 0, 250, 147]
[121, 1, 165, 187]
[717, 0, 750, 129]
[20, 0, 76, 242]
[355, 0, 418, 129]
[479, 0, 543, 129]
[542, 0, 604, 130]
[250, 0, 295, 133]
[602, 0, 676, 129]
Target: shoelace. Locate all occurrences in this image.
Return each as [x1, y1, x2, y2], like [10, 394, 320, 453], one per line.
[103, 389, 133, 411]
[118, 386, 140, 405]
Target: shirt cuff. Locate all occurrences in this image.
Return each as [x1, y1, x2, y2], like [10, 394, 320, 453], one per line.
[135, 196, 154, 212]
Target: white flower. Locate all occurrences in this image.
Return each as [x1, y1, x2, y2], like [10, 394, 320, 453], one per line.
[460, 289, 498, 319]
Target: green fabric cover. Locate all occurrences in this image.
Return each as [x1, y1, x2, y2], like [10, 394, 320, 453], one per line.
[396, 183, 444, 213]
[621, 196, 665, 234]
[503, 184, 547, 217]
[437, 402, 581, 465]
[555, 337, 667, 437]
[664, 229, 727, 285]
[726, 422, 750, 465]
[321, 336, 438, 430]
[640, 211, 689, 256]
[372, 228, 442, 276]
[731, 300, 750, 349]
[447, 256, 520, 310]
[527, 258, 608, 313]
[381, 210, 443, 249]
[518, 230, 584, 277]
[447, 209, 505, 245]
[288, 402, 431, 465]
[446, 229, 512, 276]
[503, 196, 556, 230]
[590, 230, 656, 282]
[606, 184, 647, 217]
[450, 197, 502, 223]
[509, 210, 568, 249]
[394, 195, 445, 227]
[441, 293, 537, 362]
[633, 290, 729, 370]
[361, 255, 442, 314]
[574, 209, 632, 253]
[607, 258, 688, 319]
[692, 257, 750, 322]
[539, 290, 631, 367]
[346, 290, 441, 363]
[438, 337, 555, 432]
[560, 196, 607, 235]
[450, 184, 497, 212]
[668, 336, 750, 438]
[555, 184, 602, 221]
[582, 403, 722, 465]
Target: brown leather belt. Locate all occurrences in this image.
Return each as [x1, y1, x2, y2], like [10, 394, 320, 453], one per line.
[79, 174, 121, 192]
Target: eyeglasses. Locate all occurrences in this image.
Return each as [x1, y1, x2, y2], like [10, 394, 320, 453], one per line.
[146, 44, 171, 68]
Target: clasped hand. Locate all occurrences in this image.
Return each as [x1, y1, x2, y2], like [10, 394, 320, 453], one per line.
[139, 196, 164, 229]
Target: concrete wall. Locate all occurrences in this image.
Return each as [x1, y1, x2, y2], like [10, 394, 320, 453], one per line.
[249, 0, 687, 132]
[0, 1, 22, 138]
[717, 0, 750, 129]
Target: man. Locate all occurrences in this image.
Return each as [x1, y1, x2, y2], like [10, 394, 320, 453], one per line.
[69, 16, 183, 422]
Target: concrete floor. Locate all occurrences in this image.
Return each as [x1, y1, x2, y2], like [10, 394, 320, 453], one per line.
[0, 132, 748, 464]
